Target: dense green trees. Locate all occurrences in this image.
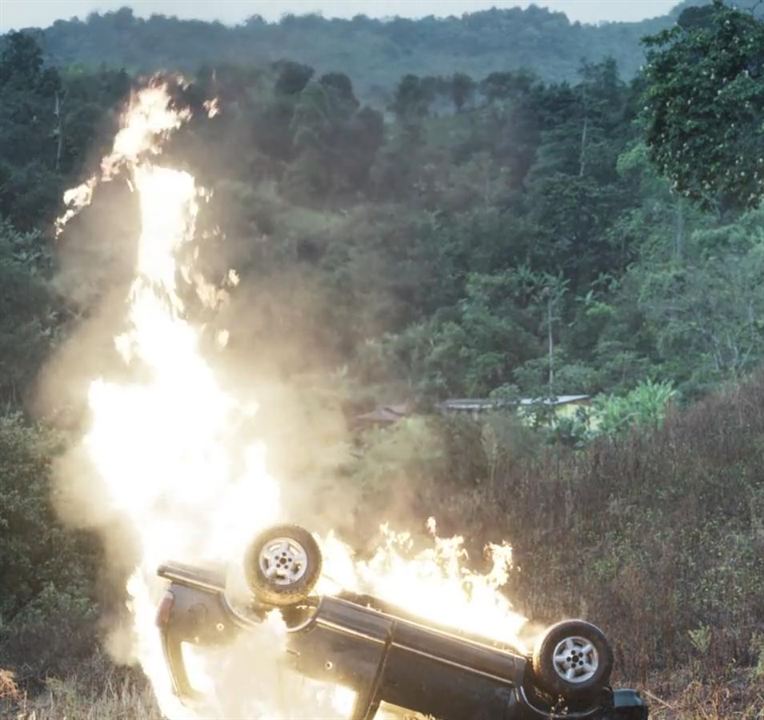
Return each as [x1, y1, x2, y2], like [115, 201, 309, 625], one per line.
[0, 33, 62, 228]
[643, 0, 764, 212]
[0, 41, 130, 679]
[0, 32, 128, 229]
[5, 4, 762, 406]
[0, 415, 100, 678]
[636, 207, 764, 390]
[0, 32, 128, 406]
[20, 4, 687, 100]
[0, 221, 56, 406]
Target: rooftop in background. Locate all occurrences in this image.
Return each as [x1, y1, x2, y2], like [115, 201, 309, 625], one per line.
[438, 396, 590, 413]
[354, 403, 411, 426]
[354, 396, 591, 426]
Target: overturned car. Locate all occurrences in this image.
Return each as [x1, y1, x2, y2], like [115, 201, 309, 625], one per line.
[156, 524, 648, 720]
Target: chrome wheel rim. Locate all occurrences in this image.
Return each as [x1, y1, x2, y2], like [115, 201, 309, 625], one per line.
[552, 636, 599, 684]
[258, 537, 309, 585]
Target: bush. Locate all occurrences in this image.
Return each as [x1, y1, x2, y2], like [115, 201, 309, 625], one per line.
[0, 414, 100, 682]
[592, 378, 676, 436]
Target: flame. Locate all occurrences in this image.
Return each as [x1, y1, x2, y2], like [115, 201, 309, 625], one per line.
[318, 523, 525, 649]
[55, 79, 191, 237]
[59, 80, 527, 719]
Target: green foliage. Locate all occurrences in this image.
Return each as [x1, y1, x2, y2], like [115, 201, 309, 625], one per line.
[0, 415, 100, 678]
[0, 32, 128, 228]
[391, 75, 435, 122]
[24, 6, 683, 99]
[634, 207, 764, 394]
[0, 220, 56, 405]
[0, 33, 61, 228]
[753, 632, 764, 679]
[545, 406, 593, 448]
[55, 39, 757, 402]
[274, 60, 314, 95]
[450, 73, 476, 113]
[2, 30, 763, 410]
[592, 379, 676, 436]
[389, 269, 544, 397]
[283, 73, 383, 201]
[642, 1, 764, 212]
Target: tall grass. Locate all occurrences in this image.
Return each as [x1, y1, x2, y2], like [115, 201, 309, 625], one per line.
[355, 373, 764, 680]
[2, 668, 161, 720]
[3, 668, 762, 719]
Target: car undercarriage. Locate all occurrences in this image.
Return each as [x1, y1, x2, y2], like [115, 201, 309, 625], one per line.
[156, 525, 649, 720]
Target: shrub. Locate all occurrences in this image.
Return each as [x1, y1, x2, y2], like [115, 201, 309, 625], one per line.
[592, 378, 676, 436]
[0, 414, 100, 681]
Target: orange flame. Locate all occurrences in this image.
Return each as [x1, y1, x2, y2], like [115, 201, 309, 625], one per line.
[58, 80, 527, 719]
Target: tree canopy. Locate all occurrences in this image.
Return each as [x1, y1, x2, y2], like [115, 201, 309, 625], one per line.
[3, 3, 702, 101]
[643, 0, 764, 212]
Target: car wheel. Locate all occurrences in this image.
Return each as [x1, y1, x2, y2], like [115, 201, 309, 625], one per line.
[531, 620, 613, 701]
[244, 524, 323, 606]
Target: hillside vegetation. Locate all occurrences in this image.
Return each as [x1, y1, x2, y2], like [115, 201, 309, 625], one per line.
[9, 2, 704, 101]
[0, 1, 763, 717]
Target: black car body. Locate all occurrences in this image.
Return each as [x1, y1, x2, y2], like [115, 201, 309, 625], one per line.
[156, 553, 648, 720]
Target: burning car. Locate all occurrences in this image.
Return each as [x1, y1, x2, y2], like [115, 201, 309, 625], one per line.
[156, 524, 648, 720]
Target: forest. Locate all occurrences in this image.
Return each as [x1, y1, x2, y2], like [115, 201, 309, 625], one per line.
[13, 0, 740, 101]
[0, 0, 763, 718]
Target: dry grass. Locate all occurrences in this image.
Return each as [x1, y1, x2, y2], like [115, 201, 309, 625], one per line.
[1, 671, 161, 720]
[2, 670, 762, 720]
[0, 669, 22, 703]
[640, 670, 764, 720]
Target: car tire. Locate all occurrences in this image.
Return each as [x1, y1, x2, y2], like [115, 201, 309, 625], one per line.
[532, 620, 613, 701]
[244, 524, 323, 606]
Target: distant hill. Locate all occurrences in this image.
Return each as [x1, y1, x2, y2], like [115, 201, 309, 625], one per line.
[7, 2, 715, 101]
